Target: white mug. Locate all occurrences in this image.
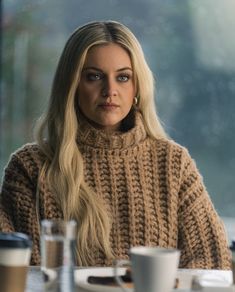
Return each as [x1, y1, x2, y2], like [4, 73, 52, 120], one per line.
[115, 246, 180, 292]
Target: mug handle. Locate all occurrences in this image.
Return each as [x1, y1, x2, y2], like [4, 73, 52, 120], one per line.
[114, 259, 132, 292]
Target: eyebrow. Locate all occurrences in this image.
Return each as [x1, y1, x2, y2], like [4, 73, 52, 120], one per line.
[82, 66, 133, 72]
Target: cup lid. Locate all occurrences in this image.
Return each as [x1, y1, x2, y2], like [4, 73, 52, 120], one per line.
[0, 232, 32, 248]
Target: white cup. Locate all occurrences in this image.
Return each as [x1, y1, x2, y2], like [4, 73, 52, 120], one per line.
[115, 246, 180, 292]
[0, 232, 32, 292]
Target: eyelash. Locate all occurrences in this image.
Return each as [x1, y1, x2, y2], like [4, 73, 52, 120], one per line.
[86, 73, 131, 82]
[117, 75, 130, 82]
[86, 73, 103, 81]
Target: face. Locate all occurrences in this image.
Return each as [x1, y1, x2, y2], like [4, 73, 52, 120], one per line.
[77, 43, 135, 131]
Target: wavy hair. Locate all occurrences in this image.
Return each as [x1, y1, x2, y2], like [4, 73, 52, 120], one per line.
[35, 20, 167, 266]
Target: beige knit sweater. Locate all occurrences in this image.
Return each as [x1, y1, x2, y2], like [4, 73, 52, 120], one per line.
[0, 113, 231, 269]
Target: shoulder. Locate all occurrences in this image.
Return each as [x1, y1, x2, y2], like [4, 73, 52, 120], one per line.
[151, 137, 190, 158]
[3, 143, 46, 180]
[149, 138, 204, 194]
[10, 143, 45, 164]
[11, 142, 44, 159]
[150, 137, 197, 174]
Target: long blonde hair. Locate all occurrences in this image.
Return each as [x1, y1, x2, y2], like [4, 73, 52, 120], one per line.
[35, 20, 167, 266]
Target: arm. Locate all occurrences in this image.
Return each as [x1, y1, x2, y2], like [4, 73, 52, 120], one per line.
[177, 148, 231, 269]
[0, 149, 41, 264]
[1, 154, 25, 232]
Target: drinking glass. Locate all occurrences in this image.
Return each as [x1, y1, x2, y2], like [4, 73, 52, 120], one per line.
[40, 219, 77, 292]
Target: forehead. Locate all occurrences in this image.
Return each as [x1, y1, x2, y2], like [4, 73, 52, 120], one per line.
[84, 43, 132, 68]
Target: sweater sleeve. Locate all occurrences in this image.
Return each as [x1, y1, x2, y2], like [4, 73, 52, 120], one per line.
[177, 148, 231, 270]
[0, 149, 41, 264]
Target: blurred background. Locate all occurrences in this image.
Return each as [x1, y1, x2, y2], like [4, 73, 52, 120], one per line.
[1, 0, 235, 239]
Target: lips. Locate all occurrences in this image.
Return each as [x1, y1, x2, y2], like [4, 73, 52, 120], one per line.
[98, 102, 119, 109]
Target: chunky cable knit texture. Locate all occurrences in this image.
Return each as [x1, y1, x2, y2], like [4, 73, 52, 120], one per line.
[0, 113, 231, 268]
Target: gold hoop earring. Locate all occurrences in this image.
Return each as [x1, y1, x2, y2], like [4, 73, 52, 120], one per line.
[134, 96, 138, 105]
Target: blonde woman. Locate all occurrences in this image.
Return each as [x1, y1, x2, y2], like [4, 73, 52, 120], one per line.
[0, 21, 231, 269]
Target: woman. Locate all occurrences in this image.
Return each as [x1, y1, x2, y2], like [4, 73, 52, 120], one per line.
[0, 20, 231, 268]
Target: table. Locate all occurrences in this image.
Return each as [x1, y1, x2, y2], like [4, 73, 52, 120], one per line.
[26, 267, 43, 292]
[25, 266, 233, 292]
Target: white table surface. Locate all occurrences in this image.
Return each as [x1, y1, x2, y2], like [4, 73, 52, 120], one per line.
[25, 266, 233, 292]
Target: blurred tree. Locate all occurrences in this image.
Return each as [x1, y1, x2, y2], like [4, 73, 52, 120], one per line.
[1, 0, 235, 217]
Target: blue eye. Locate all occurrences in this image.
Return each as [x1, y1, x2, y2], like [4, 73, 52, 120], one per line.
[86, 73, 103, 81]
[117, 75, 129, 82]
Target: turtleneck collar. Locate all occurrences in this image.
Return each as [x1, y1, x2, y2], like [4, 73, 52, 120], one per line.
[77, 111, 147, 150]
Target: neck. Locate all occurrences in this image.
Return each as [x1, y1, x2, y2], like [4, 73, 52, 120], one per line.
[76, 110, 147, 150]
[77, 107, 137, 133]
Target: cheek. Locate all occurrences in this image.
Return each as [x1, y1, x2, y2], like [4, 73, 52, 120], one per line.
[79, 83, 100, 99]
[78, 85, 96, 104]
[77, 86, 87, 110]
[77, 88, 100, 117]
[125, 90, 135, 106]
[77, 96, 93, 120]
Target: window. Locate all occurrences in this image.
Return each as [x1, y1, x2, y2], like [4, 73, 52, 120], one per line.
[1, 0, 235, 239]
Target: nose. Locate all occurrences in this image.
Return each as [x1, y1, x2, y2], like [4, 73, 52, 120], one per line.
[101, 77, 118, 97]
